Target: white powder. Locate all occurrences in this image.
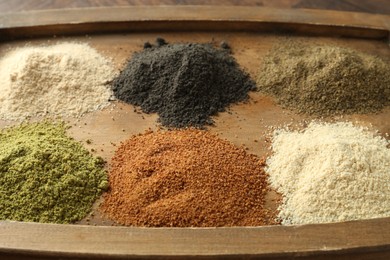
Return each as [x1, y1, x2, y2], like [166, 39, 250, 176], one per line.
[0, 42, 115, 120]
[266, 122, 390, 225]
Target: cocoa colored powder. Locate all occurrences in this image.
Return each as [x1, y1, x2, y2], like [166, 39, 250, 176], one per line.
[101, 129, 276, 227]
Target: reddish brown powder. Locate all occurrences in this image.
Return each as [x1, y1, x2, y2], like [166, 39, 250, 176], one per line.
[101, 129, 277, 227]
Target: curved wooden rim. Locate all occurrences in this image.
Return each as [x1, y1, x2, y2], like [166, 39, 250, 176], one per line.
[0, 6, 389, 40]
[1, 218, 390, 258]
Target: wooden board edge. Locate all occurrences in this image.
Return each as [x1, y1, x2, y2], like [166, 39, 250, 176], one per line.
[0, 246, 389, 260]
[0, 6, 389, 40]
[1, 218, 390, 258]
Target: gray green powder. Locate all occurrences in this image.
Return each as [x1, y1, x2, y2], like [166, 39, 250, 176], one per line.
[0, 122, 107, 224]
[256, 41, 390, 116]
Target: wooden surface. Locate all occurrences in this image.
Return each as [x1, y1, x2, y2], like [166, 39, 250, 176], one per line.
[0, 6, 390, 40]
[0, 5, 389, 259]
[0, 0, 390, 15]
[1, 218, 390, 259]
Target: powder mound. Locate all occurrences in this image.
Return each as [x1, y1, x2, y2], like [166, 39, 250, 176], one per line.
[257, 43, 390, 116]
[266, 122, 390, 225]
[0, 42, 115, 121]
[0, 122, 108, 224]
[101, 129, 276, 227]
[112, 41, 255, 128]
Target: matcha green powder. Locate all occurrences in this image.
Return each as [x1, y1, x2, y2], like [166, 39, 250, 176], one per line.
[0, 122, 108, 224]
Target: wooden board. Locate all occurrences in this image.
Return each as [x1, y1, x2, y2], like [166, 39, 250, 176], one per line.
[0, 6, 389, 40]
[0, 6, 389, 259]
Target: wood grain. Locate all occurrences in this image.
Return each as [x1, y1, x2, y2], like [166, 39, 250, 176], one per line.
[0, 0, 389, 15]
[0, 218, 390, 259]
[0, 6, 389, 40]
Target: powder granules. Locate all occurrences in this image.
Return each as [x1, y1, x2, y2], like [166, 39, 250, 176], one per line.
[0, 42, 115, 121]
[266, 122, 390, 225]
[0, 122, 108, 224]
[112, 40, 255, 128]
[101, 129, 276, 227]
[256, 42, 390, 116]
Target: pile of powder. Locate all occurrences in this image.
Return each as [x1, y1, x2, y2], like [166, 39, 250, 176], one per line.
[0, 122, 108, 224]
[112, 40, 255, 128]
[101, 129, 276, 227]
[266, 122, 390, 225]
[256, 42, 390, 116]
[0, 42, 115, 121]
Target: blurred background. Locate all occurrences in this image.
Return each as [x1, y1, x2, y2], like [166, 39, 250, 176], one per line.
[0, 0, 389, 15]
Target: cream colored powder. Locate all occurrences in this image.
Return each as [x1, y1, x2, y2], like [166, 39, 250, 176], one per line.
[266, 122, 390, 225]
[0, 42, 115, 120]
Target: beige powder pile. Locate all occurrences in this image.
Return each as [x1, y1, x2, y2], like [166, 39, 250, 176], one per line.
[266, 122, 390, 225]
[0, 42, 115, 121]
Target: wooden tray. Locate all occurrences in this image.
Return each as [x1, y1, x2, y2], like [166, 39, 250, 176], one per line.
[0, 6, 389, 259]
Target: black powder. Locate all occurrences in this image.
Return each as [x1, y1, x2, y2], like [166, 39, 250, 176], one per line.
[112, 40, 255, 128]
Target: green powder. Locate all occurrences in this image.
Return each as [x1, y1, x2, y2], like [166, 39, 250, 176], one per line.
[256, 41, 390, 116]
[0, 122, 108, 224]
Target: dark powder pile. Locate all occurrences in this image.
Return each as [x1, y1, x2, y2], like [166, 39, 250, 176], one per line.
[112, 40, 255, 128]
[101, 129, 277, 227]
[0, 122, 108, 224]
[257, 42, 390, 116]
